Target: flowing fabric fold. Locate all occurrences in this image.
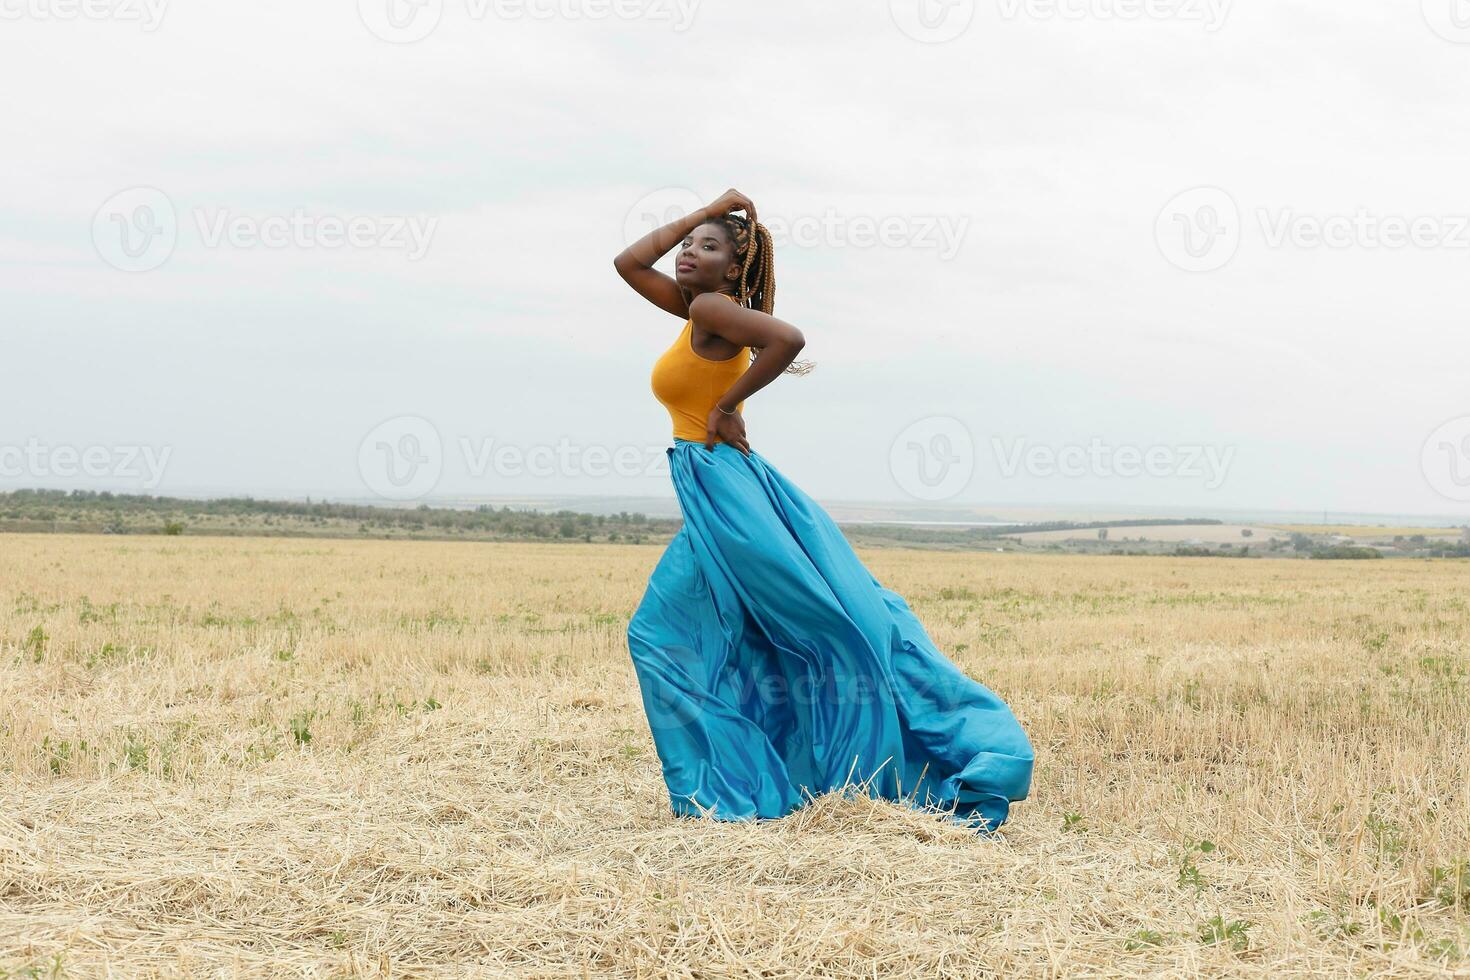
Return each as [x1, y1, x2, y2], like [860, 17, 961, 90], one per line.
[626, 438, 1033, 830]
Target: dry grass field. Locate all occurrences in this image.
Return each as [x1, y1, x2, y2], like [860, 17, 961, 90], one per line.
[3, 533, 1469, 977]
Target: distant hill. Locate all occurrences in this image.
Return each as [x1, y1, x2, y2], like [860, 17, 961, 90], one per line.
[3, 489, 1464, 558]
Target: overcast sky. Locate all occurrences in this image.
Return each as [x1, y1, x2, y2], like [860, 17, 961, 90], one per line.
[3, 0, 1469, 520]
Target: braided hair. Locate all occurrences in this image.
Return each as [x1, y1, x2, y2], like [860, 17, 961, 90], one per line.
[710, 213, 816, 377]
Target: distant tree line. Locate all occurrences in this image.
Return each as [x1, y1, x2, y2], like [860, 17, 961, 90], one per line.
[0, 489, 676, 544]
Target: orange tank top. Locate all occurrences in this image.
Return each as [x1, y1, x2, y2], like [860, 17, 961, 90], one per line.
[649, 294, 749, 444]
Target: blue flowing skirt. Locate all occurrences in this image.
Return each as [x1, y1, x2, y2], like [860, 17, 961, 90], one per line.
[626, 438, 1034, 831]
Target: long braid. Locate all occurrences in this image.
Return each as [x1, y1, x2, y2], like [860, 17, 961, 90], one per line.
[719, 214, 816, 377]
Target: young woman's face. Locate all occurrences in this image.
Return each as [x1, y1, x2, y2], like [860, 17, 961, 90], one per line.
[675, 222, 738, 292]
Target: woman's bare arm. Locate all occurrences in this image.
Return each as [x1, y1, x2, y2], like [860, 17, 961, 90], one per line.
[612, 189, 757, 319]
[689, 292, 806, 414]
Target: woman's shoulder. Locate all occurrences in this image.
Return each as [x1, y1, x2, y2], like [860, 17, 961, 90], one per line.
[688, 292, 739, 317]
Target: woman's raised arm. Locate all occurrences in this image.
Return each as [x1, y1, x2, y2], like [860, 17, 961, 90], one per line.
[613, 189, 757, 318]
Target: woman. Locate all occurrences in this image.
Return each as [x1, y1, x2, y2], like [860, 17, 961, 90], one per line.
[616, 188, 1034, 832]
